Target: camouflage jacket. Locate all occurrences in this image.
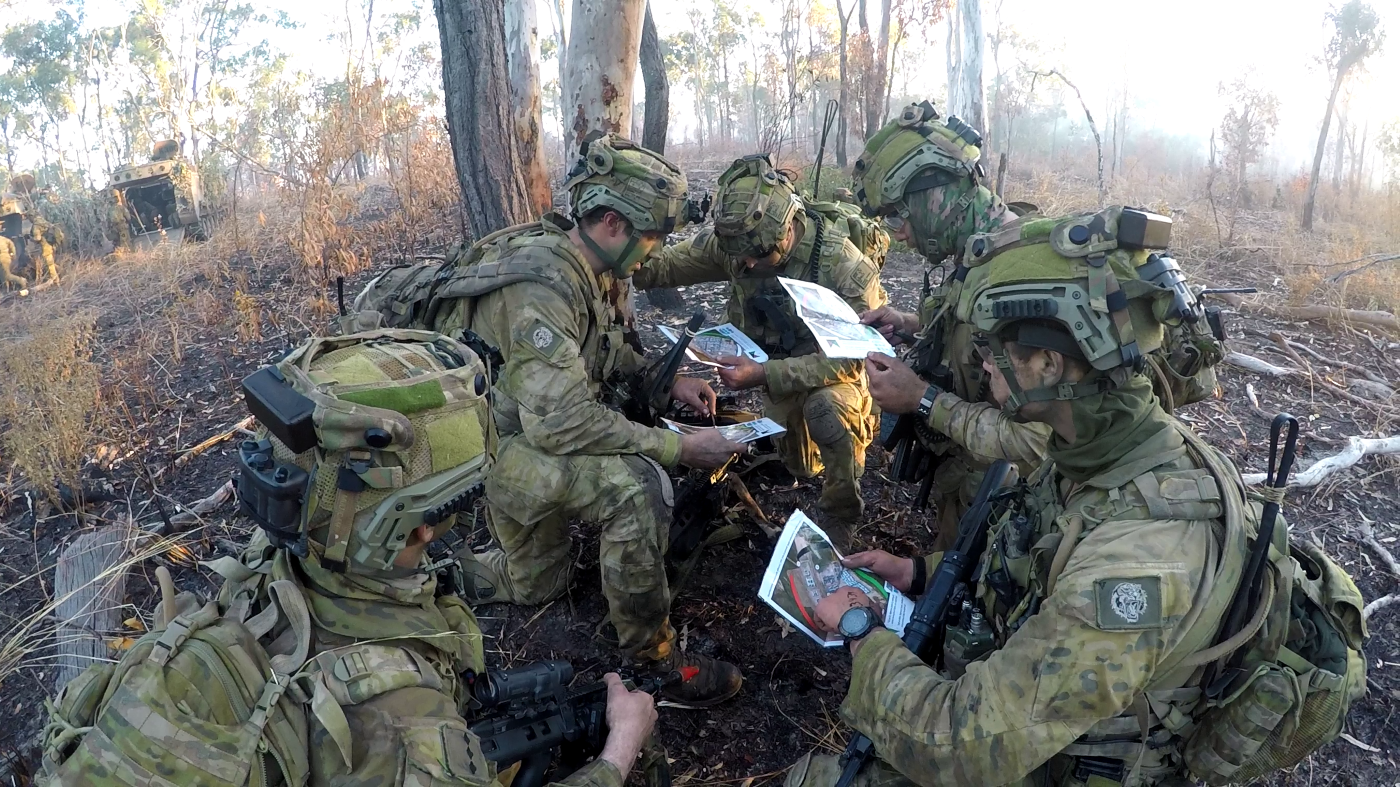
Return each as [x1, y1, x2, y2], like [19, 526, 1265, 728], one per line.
[842, 418, 1246, 786]
[215, 542, 624, 787]
[632, 211, 888, 398]
[435, 214, 683, 466]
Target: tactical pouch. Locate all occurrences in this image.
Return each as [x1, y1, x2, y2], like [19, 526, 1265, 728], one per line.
[1182, 504, 1367, 786]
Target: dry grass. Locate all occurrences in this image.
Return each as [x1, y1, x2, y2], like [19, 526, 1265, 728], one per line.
[0, 313, 104, 507]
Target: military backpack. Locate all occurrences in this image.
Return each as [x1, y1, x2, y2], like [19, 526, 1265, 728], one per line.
[806, 199, 891, 271]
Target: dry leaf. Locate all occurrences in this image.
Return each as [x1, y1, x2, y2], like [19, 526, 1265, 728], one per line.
[106, 636, 139, 651]
[166, 544, 196, 566]
[123, 616, 146, 632]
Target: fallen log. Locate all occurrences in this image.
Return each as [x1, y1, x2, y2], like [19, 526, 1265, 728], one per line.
[1241, 435, 1400, 487]
[1241, 301, 1400, 333]
[54, 525, 137, 693]
[1224, 352, 1299, 377]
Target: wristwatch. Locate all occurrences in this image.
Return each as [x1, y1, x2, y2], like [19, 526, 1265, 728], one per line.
[915, 384, 942, 420]
[838, 606, 880, 642]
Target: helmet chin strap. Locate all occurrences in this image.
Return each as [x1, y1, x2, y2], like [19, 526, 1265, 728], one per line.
[985, 334, 1115, 417]
[578, 223, 645, 278]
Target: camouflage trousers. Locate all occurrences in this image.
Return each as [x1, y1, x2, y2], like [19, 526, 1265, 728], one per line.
[28, 239, 58, 284]
[481, 433, 676, 660]
[0, 238, 23, 289]
[784, 751, 1193, 787]
[764, 382, 873, 522]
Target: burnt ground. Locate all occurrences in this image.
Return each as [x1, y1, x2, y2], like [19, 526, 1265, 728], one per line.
[2, 239, 1399, 787]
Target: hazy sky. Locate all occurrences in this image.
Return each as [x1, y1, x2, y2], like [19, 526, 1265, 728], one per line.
[18, 0, 1400, 179]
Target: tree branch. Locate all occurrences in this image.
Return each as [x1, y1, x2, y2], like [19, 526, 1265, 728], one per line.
[1240, 436, 1400, 487]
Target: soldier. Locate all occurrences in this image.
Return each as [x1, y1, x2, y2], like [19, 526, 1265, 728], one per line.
[785, 210, 1263, 787]
[852, 101, 1051, 550]
[365, 134, 748, 707]
[632, 155, 888, 534]
[0, 234, 25, 291]
[29, 215, 60, 285]
[107, 189, 132, 253]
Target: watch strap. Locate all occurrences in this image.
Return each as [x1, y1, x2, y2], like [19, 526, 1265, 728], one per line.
[908, 556, 928, 596]
[916, 384, 941, 419]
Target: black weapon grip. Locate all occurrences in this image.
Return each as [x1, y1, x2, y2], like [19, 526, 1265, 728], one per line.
[513, 749, 555, 787]
[636, 311, 705, 426]
[834, 460, 1013, 787]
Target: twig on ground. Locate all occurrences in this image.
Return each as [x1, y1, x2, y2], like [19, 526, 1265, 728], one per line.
[1244, 383, 1269, 420]
[1241, 436, 1400, 487]
[1280, 336, 1389, 384]
[1359, 522, 1400, 577]
[173, 416, 256, 468]
[1224, 352, 1299, 377]
[142, 480, 236, 535]
[1325, 253, 1400, 284]
[1363, 594, 1399, 622]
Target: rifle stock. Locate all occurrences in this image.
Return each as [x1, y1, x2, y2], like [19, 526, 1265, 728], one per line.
[833, 459, 1015, 787]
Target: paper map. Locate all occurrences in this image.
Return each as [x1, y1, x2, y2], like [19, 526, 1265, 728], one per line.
[776, 277, 896, 359]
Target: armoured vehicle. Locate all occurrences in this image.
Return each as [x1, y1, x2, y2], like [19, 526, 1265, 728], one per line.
[108, 139, 205, 248]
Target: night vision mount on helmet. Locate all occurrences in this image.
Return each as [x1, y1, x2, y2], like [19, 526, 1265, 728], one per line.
[852, 100, 984, 218]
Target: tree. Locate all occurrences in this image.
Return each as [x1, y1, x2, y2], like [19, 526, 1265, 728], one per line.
[865, 0, 892, 138]
[835, 0, 856, 165]
[434, 0, 539, 238]
[946, 0, 986, 133]
[1302, 0, 1384, 231]
[504, 0, 551, 215]
[564, 0, 645, 148]
[639, 3, 669, 152]
[1217, 76, 1280, 242]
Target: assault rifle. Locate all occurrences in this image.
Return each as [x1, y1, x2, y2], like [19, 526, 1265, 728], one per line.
[884, 269, 967, 505]
[834, 459, 1015, 787]
[624, 311, 705, 427]
[466, 661, 687, 787]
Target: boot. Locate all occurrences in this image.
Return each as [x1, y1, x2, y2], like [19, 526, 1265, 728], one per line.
[449, 549, 509, 604]
[645, 649, 742, 708]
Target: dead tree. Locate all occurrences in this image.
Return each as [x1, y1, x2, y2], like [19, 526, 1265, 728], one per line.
[638, 2, 685, 313]
[54, 526, 135, 693]
[434, 0, 542, 238]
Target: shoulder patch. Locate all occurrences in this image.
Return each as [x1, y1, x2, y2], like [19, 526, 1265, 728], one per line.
[521, 318, 566, 361]
[830, 240, 878, 298]
[1094, 576, 1162, 630]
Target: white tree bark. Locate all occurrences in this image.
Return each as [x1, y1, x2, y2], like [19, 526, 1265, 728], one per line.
[505, 0, 550, 214]
[946, 0, 986, 132]
[564, 0, 646, 148]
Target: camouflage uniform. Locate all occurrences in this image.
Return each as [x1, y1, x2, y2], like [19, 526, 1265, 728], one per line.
[439, 212, 684, 659]
[29, 217, 59, 284]
[633, 157, 888, 521]
[108, 190, 132, 252]
[854, 104, 1051, 548]
[788, 209, 1260, 787]
[0, 235, 23, 289]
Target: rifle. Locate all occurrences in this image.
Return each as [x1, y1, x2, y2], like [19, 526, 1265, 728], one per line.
[884, 271, 963, 494]
[624, 310, 705, 427]
[834, 459, 1015, 787]
[467, 661, 686, 787]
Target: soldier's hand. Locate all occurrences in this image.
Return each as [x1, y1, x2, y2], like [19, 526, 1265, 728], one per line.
[669, 376, 717, 417]
[815, 586, 878, 635]
[865, 353, 926, 414]
[842, 550, 917, 593]
[715, 355, 765, 390]
[679, 429, 746, 469]
[859, 305, 918, 345]
[599, 673, 657, 779]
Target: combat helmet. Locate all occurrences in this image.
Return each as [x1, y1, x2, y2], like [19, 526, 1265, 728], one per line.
[711, 154, 802, 257]
[564, 132, 699, 277]
[852, 100, 983, 218]
[968, 207, 1178, 413]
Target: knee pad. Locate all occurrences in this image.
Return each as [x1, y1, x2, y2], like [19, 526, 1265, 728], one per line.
[803, 394, 849, 447]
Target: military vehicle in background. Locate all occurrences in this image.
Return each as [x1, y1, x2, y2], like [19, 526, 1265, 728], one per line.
[108, 139, 206, 249]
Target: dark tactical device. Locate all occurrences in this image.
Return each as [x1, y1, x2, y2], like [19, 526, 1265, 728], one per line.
[236, 437, 312, 556]
[1116, 208, 1172, 250]
[467, 661, 684, 787]
[1203, 413, 1300, 697]
[834, 460, 1016, 787]
[241, 366, 318, 454]
[624, 311, 705, 427]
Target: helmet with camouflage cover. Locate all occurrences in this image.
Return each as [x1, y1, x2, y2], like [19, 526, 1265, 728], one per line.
[967, 207, 1177, 414]
[565, 133, 696, 277]
[711, 154, 802, 257]
[852, 100, 983, 218]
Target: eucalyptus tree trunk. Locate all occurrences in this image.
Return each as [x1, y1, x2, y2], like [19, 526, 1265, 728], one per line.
[564, 0, 645, 148]
[505, 0, 551, 215]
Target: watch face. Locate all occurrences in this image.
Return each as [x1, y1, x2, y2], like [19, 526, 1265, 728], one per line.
[839, 606, 876, 639]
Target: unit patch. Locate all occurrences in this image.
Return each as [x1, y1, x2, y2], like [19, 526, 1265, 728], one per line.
[521, 318, 565, 360]
[1094, 576, 1162, 630]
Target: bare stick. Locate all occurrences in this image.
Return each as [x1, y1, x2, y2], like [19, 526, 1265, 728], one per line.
[174, 416, 256, 468]
[1241, 435, 1400, 486]
[143, 480, 237, 536]
[1032, 69, 1104, 206]
[1283, 337, 1389, 384]
[1359, 522, 1400, 577]
[1224, 352, 1298, 377]
[1325, 253, 1400, 284]
[1364, 593, 1399, 621]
